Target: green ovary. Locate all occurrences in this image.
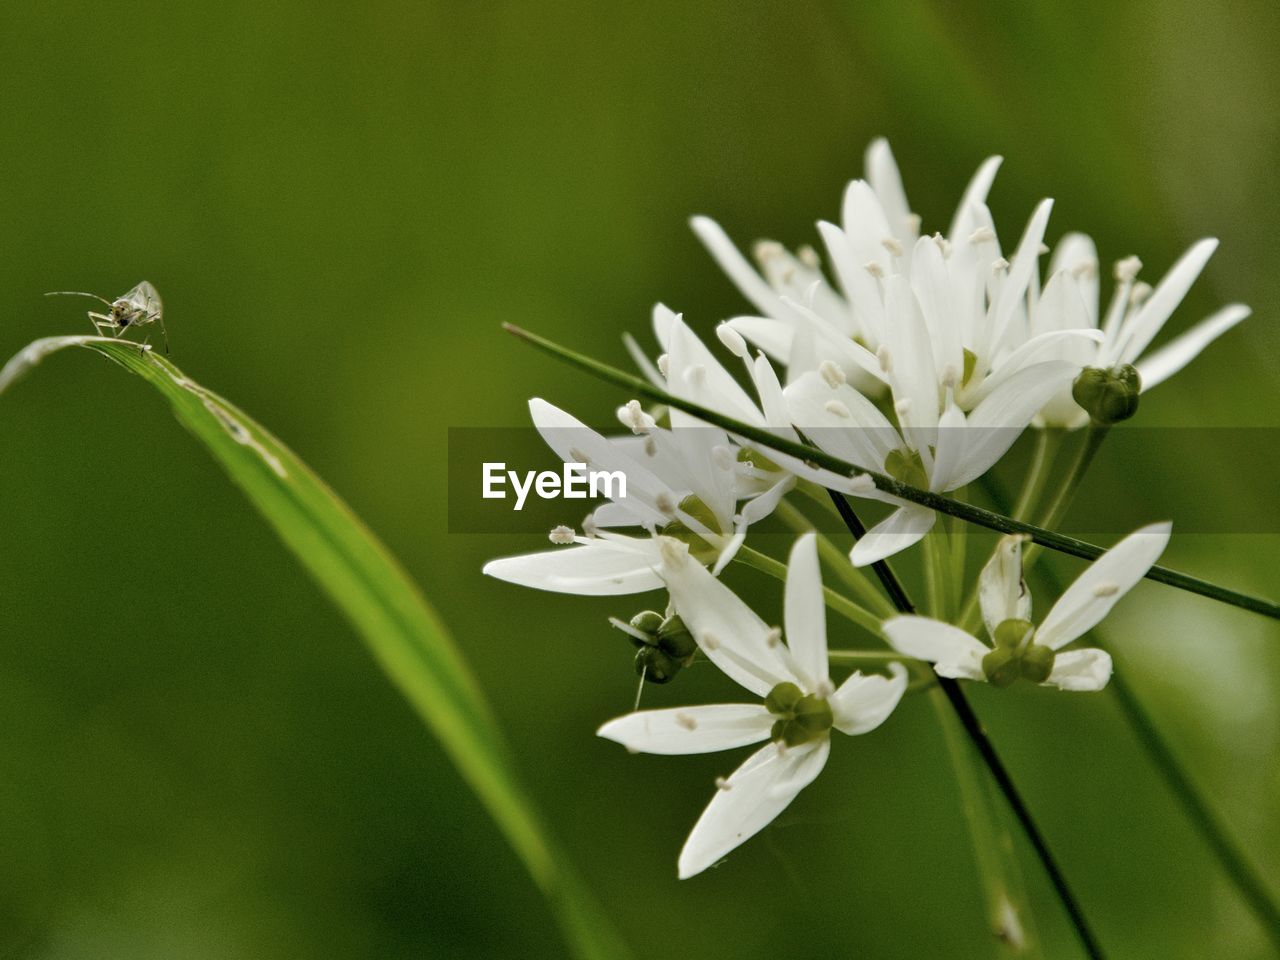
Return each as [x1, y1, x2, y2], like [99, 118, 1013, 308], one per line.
[982, 618, 1056, 687]
[765, 681, 833, 747]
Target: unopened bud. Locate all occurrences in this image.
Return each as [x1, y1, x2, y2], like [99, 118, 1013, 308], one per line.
[1072, 365, 1141, 424]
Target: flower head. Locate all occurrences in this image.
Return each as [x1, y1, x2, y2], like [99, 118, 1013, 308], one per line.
[598, 534, 907, 877]
[883, 523, 1171, 690]
[1034, 237, 1251, 427]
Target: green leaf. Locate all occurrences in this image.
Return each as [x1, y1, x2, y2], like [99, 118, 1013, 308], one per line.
[0, 337, 629, 960]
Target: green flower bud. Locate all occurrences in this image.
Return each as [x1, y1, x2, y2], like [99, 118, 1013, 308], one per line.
[992, 618, 1035, 650]
[1020, 643, 1056, 684]
[657, 615, 696, 660]
[1072, 365, 1141, 424]
[962, 347, 979, 386]
[635, 644, 683, 684]
[884, 447, 929, 490]
[629, 610, 664, 640]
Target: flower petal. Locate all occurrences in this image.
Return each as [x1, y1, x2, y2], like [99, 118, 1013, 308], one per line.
[691, 216, 793, 322]
[1043, 649, 1113, 692]
[850, 505, 935, 567]
[737, 475, 795, 526]
[1134, 304, 1251, 391]
[948, 360, 1077, 490]
[830, 663, 908, 735]
[927, 401, 969, 494]
[677, 738, 830, 879]
[883, 616, 988, 681]
[666, 316, 767, 426]
[724, 315, 793, 362]
[597, 704, 774, 755]
[784, 371, 900, 473]
[659, 539, 795, 696]
[866, 138, 916, 247]
[979, 534, 1032, 636]
[528, 398, 669, 523]
[1037, 522, 1172, 650]
[817, 220, 886, 345]
[885, 274, 939, 441]
[948, 155, 1003, 241]
[1116, 238, 1218, 364]
[483, 536, 663, 596]
[1047, 232, 1099, 324]
[986, 199, 1052, 358]
[784, 534, 829, 690]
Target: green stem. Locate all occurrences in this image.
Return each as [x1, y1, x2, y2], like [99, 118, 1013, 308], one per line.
[980, 462, 1280, 948]
[827, 649, 911, 665]
[773, 497, 895, 618]
[1011, 428, 1064, 522]
[1028, 559, 1280, 951]
[947, 510, 967, 618]
[825, 489, 1105, 959]
[1023, 423, 1110, 569]
[929, 686, 1041, 955]
[733, 544, 883, 639]
[923, 531, 950, 620]
[504, 324, 1280, 620]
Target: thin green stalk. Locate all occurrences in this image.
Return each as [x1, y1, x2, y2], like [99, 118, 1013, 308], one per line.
[979, 463, 1280, 948]
[948, 511, 967, 615]
[1022, 423, 1110, 569]
[827, 649, 912, 665]
[826, 489, 1105, 960]
[929, 686, 1041, 955]
[503, 324, 1280, 621]
[1027, 566, 1280, 951]
[1011, 427, 1064, 522]
[773, 497, 895, 618]
[733, 544, 883, 639]
[924, 531, 950, 620]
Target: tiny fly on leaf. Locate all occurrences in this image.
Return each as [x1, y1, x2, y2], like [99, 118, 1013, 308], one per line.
[46, 281, 168, 353]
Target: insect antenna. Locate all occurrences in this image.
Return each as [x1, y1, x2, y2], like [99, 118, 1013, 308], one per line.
[45, 290, 114, 306]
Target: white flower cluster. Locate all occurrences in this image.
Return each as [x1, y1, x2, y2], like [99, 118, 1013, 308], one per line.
[483, 140, 1241, 877]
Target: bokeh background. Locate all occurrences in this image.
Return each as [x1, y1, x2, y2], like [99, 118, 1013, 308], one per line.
[1, 1, 1277, 957]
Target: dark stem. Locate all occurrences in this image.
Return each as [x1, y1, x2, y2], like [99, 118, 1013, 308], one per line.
[830, 488, 1106, 960]
[983, 469, 1280, 948]
[504, 324, 1279, 621]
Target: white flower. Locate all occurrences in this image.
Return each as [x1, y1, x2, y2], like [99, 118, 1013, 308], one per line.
[784, 283, 1077, 565]
[483, 530, 668, 596]
[1035, 236, 1251, 427]
[651, 304, 878, 500]
[883, 522, 1171, 690]
[484, 390, 788, 595]
[598, 534, 907, 877]
[692, 139, 1101, 410]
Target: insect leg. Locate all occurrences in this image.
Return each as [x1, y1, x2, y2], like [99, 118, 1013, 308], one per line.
[152, 311, 170, 355]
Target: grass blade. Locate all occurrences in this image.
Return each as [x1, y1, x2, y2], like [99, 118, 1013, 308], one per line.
[503, 324, 1280, 621]
[0, 337, 629, 960]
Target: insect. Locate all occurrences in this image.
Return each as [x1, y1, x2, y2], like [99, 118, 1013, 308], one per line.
[45, 281, 168, 353]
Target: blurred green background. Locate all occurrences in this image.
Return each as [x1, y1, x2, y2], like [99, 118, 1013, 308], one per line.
[1, 0, 1277, 956]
